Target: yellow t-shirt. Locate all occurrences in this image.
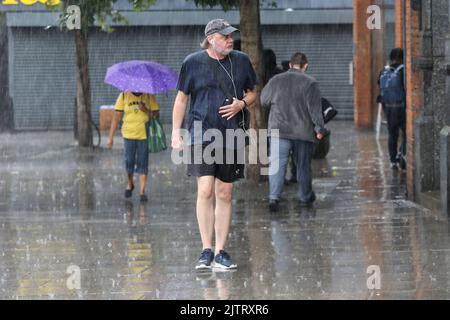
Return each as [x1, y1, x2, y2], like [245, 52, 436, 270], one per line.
[114, 92, 160, 140]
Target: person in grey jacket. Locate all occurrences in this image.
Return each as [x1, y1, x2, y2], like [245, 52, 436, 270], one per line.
[261, 52, 326, 212]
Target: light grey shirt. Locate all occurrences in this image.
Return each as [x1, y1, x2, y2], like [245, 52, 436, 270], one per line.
[261, 69, 325, 143]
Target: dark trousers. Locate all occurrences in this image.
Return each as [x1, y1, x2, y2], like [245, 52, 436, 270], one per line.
[269, 138, 315, 202]
[384, 106, 406, 163]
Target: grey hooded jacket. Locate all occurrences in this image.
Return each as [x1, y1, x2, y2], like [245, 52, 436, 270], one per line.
[261, 68, 325, 143]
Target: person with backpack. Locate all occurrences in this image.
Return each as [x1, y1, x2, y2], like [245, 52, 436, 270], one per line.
[378, 48, 407, 170]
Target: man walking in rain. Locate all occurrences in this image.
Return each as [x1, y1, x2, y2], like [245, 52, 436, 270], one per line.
[261, 52, 326, 212]
[171, 19, 257, 270]
[378, 48, 406, 170]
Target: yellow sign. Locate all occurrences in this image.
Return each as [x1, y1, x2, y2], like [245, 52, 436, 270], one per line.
[2, 0, 60, 5]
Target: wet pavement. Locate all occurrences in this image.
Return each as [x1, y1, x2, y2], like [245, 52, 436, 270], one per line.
[0, 121, 449, 300]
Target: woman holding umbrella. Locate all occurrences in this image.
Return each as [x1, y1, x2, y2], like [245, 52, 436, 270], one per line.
[104, 60, 178, 202]
[106, 91, 160, 202]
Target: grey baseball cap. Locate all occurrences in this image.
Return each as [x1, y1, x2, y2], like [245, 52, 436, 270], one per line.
[204, 19, 239, 36]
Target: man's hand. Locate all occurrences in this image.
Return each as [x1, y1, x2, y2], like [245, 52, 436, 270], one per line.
[171, 130, 183, 150]
[316, 133, 324, 140]
[219, 98, 245, 120]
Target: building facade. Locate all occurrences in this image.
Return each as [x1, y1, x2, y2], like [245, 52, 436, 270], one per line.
[402, 0, 450, 215]
[0, 0, 395, 130]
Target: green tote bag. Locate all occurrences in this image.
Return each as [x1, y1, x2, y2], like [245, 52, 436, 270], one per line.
[147, 118, 167, 153]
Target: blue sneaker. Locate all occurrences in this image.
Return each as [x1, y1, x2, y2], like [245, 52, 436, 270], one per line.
[195, 248, 214, 270]
[213, 250, 237, 270]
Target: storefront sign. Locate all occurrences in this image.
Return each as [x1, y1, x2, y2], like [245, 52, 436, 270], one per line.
[1, 0, 60, 5]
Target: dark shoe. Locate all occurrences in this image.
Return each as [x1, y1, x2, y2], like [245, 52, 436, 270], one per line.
[269, 200, 279, 213]
[390, 162, 399, 170]
[213, 250, 237, 270]
[124, 184, 134, 198]
[140, 194, 148, 202]
[299, 193, 316, 207]
[397, 153, 406, 170]
[195, 248, 215, 271]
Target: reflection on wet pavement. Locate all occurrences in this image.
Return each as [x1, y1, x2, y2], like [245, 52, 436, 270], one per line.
[0, 122, 449, 300]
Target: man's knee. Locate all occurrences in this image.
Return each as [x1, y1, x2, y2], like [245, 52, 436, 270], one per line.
[215, 184, 233, 202]
[197, 178, 215, 200]
[216, 191, 232, 202]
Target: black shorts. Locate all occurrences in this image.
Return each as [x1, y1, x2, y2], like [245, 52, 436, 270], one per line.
[187, 145, 245, 183]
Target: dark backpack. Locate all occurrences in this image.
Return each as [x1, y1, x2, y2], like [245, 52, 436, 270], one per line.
[379, 64, 405, 106]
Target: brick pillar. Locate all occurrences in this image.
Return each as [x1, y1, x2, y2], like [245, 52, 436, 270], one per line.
[354, 0, 374, 129]
[371, 0, 385, 124]
[405, 1, 424, 200]
[354, 0, 385, 129]
[395, 0, 404, 48]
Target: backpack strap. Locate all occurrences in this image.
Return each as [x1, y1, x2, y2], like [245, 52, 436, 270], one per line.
[394, 64, 404, 73]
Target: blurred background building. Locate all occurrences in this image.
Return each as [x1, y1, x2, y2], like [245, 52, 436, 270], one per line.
[0, 0, 396, 130]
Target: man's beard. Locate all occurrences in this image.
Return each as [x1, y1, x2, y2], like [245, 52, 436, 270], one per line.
[212, 41, 233, 56]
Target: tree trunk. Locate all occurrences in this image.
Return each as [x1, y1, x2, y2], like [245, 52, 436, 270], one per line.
[239, 0, 265, 182]
[75, 29, 93, 147]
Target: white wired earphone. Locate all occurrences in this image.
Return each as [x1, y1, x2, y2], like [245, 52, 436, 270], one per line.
[212, 46, 249, 135]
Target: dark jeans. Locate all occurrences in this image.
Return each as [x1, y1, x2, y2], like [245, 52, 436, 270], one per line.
[269, 137, 315, 202]
[384, 106, 406, 163]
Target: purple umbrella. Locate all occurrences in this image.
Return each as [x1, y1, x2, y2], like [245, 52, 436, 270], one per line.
[104, 60, 178, 94]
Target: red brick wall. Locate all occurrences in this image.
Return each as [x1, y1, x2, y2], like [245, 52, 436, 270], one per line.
[405, 1, 424, 200]
[395, 0, 404, 48]
[354, 0, 374, 129]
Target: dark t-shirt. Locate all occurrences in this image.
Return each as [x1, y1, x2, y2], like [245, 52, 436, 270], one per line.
[177, 50, 257, 149]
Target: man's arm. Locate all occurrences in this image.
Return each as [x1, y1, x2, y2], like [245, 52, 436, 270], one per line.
[306, 82, 326, 140]
[171, 91, 189, 150]
[260, 82, 273, 111]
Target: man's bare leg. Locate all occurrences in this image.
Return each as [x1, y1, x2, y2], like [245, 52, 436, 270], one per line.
[214, 179, 233, 253]
[197, 176, 216, 250]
